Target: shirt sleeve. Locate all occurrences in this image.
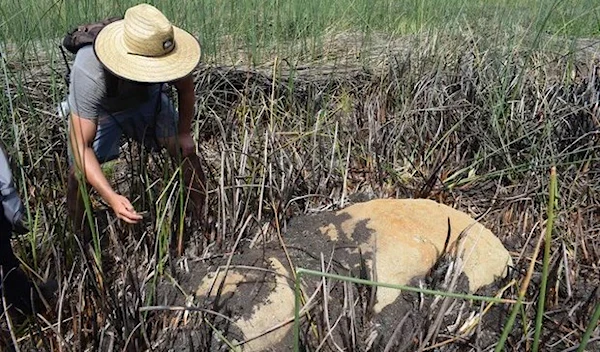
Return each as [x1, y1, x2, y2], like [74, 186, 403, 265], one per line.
[67, 46, 106, 120]
[0, 142, 25, 231]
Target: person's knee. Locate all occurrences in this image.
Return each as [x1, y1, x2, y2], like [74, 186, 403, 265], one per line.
[158, 136, 180, 157]
[66, 167, 86, 210]
[68, 166, 77, 179]
[67, 167, 80, 190]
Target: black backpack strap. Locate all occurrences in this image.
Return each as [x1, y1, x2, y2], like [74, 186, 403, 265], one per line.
[59, 44, 71, 85]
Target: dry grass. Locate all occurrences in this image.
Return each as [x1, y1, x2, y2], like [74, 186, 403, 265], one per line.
[1, 30, 599, 350]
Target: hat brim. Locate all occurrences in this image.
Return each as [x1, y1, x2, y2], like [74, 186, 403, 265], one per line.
[94, 20, 201, 83]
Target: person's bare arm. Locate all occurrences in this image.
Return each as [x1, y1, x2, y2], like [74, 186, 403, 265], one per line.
[69, 114, 143, 224]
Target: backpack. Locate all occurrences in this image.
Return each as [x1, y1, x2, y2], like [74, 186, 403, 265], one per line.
[62, 16, 122, 54]
[59, 16, 122, 84]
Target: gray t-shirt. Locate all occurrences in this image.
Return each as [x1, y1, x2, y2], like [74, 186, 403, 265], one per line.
[67, 46, 161, 120]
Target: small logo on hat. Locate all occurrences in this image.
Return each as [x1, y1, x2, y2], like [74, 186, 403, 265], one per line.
[163, 38, 174, 53]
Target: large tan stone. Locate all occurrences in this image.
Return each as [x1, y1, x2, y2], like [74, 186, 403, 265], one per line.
[193, 198, 512, 350]
[319, 198, 512, 312]
[196, 257, 295, 352]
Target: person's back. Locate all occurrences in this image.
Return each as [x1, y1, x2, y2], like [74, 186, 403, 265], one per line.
[67, 46, 162, 119]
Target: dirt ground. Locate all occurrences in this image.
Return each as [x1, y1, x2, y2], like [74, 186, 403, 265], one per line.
[152, 193, 600, 352]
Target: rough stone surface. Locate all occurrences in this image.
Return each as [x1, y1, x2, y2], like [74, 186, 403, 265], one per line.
[320, 198, 513, 311]
[193, 198, 513, 350]
[196, 257, 295, 352]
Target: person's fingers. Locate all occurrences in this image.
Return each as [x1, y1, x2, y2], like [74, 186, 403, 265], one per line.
[122, 207, 143, 220]
[119, 197, 141, 217]
[118, 210, 143, 223]
[113, 198, 143, 223]
[118, 214, 139, 224]
[119, 197, 135, 212]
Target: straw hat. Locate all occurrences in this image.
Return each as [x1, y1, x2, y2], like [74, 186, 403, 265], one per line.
[94, 3, 201, 83]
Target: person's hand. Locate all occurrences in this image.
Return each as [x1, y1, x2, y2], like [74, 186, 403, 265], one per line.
[108, 193, 143, 224]
[178, 132, 196, 158]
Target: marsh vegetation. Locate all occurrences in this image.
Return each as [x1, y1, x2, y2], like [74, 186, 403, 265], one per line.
[1, 0, 599, 350]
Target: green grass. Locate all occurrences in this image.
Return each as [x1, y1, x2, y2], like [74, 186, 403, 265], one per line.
[1, 0, 599, 63]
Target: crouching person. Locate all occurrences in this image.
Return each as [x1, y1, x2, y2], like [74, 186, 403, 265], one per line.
[64, 4, 207, 252]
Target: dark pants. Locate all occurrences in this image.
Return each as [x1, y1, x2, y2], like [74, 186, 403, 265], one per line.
[0, 212, 36, 317]
[0, 215, 18, 268]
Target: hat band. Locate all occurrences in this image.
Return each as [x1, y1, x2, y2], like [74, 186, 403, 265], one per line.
[126, 39, 176, 58]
